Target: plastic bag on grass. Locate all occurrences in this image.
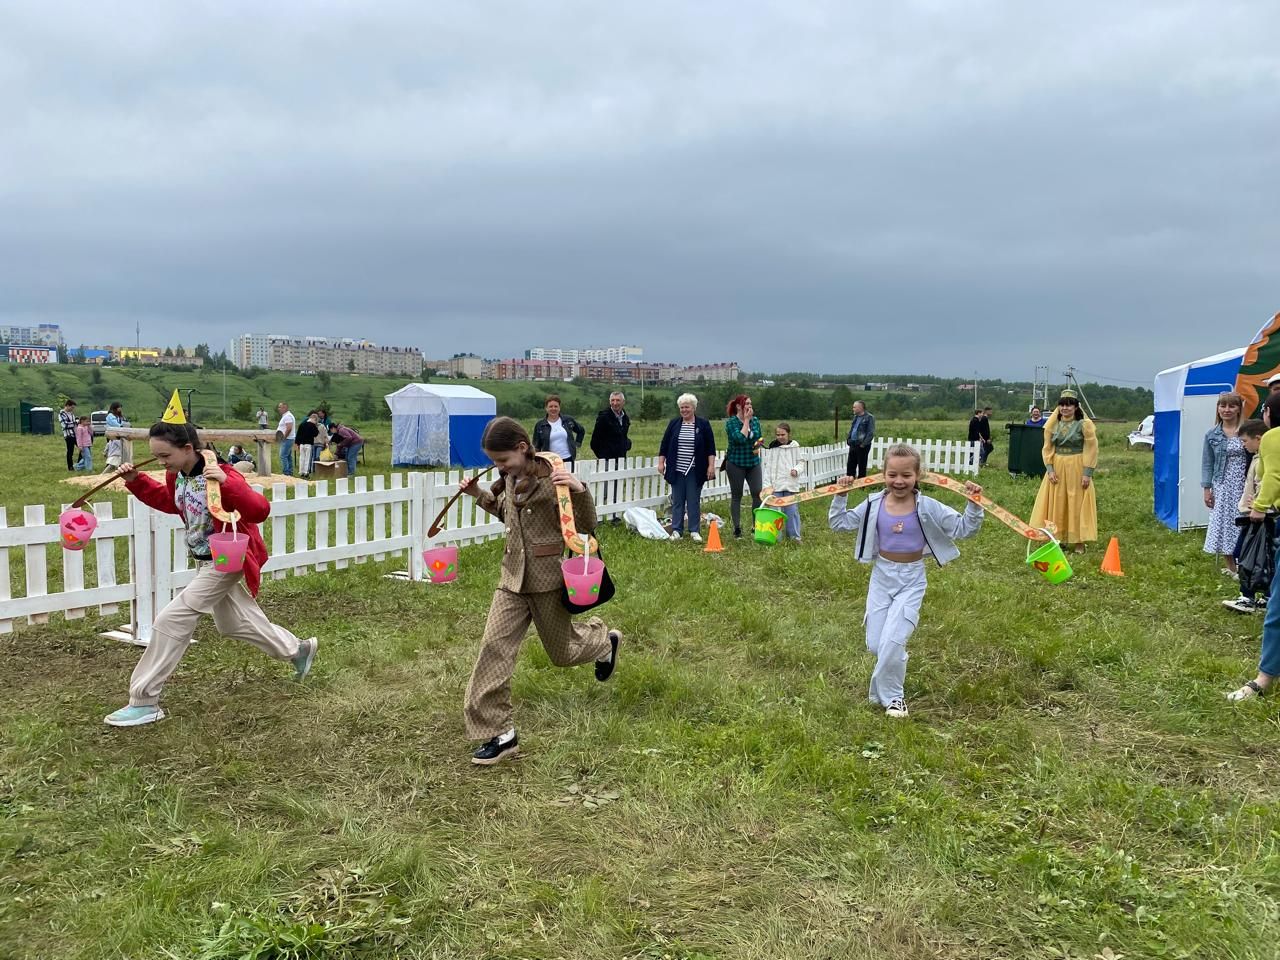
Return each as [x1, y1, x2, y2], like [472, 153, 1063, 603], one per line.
[623, 507, 671, 540]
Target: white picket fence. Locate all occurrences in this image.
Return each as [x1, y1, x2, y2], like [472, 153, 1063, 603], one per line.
[0, 438, 977, 642]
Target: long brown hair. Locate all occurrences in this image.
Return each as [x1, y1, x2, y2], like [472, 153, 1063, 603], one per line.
[482, 416, 546, 501]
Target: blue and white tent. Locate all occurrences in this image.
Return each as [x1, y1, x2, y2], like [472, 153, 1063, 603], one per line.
[1153, 348, 1245, 531]
[384, 383, 496, 468]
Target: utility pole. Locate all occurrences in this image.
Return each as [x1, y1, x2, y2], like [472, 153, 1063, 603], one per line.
[973, 371, 979, 411]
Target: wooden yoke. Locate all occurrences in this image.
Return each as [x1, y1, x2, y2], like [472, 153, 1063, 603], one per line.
[763, 472, 1052, 542]
[536, 452, 596, 556]
[201, 450, 241, 524]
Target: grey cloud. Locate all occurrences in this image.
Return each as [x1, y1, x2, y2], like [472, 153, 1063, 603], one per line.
[2, 1, 1278, 378]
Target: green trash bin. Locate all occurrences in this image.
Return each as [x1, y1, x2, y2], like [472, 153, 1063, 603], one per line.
[1006, 422, 1046, 477]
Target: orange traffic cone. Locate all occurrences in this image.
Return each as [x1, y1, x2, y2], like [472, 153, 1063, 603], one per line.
[1100, 536, 1124, 576]
[704, 519, 724, 553]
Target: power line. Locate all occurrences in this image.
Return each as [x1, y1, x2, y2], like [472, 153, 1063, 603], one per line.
[1065, 368, 1151, 386]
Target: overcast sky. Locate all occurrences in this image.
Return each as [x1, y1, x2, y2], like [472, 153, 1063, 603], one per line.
[2, 1, 1277, 381]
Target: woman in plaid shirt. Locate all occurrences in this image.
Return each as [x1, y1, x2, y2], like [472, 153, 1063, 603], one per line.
[724, 395, 764, 539]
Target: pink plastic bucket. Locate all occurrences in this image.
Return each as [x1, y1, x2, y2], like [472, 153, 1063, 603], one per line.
[423, 545, 459, 584]
[58, 508, 98, 551]
[561, 555, 605, 606]
[209, 532, 250, 574]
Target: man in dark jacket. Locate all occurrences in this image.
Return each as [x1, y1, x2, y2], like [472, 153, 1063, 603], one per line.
[590, 391, 632, 517]
[845, 400, 875, 478]
[590, 391, 632, 460]
[295, 410, 321, 479]
[978, 406, 994, 466]
[532, 395, 585, 465]
[968, 410, 983, 466]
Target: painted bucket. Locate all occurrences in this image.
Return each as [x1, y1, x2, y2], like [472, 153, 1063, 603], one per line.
[208, 532, 250, 574]
[1026, 533, 1073, 584]
[753, 507, 787, 545]
[58, 508, 98, 551]
[562, 555, 605, 606]
[423, 545, 459, 584]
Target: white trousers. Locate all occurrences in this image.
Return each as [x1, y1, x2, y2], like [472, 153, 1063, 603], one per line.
[128, 563, 302, 706]
[864, 557, 927, 705]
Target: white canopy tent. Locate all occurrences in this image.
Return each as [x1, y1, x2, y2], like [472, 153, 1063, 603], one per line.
[384, 384, 496, 467]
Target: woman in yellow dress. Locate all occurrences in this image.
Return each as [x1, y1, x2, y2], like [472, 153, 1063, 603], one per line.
[1030, 390, 1097, 553]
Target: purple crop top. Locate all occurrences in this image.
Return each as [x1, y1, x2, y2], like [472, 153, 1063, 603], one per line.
[877, 504, 925, 553]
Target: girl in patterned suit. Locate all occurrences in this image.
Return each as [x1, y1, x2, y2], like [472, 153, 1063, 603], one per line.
[456, 417, 621, 765]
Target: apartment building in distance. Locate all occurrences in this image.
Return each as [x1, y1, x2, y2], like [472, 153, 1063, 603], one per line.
[423, 352, 484, 378]
[231, 334, 423, 376]
[492, 357, 735, 384]
[0, 323, 64, 348]
[525, 344, 643, 364]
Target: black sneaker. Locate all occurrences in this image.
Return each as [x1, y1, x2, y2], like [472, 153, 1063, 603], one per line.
[733, 528, 742, 539]
[471, 733, 519, 766]
[596, 630, 621, 681]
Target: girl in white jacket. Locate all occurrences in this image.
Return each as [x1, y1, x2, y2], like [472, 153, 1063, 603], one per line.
[829, 443, 985, 718]
[763, 422, 806, 542]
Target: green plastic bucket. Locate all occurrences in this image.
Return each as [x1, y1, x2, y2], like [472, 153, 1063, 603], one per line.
[1026, 533, 1073, 584]
[754, 507, 787, 545]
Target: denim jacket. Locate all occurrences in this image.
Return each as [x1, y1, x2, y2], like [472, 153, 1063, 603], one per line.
[829, 490, 983, 567]
[1201, 424, 1233, 489]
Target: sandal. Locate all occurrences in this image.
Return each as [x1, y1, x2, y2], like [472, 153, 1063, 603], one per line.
[1226, 680, 1267, 702]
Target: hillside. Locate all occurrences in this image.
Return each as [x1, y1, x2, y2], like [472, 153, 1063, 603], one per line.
[0, 364, 1155, 428]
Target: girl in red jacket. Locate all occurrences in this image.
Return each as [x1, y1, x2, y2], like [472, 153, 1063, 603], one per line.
[104, 421, 318, 727]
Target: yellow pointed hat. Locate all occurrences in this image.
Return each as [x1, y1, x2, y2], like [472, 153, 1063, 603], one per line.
[161, 389, 186, 424]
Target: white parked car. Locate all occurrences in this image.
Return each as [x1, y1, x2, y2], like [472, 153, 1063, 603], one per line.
[1128, 414, 1155, 450]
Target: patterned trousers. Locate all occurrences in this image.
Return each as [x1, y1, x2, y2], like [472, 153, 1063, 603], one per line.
[464, 588, 611, 739]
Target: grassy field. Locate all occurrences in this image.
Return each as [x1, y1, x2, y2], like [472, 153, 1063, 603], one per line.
[3, 421, 1278, 959]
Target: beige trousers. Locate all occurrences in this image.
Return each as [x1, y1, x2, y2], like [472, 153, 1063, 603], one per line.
[128, 563, 302, 706]
[463, 588, 611, 739]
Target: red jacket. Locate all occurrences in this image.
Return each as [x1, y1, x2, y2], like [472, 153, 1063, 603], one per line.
[126, 464, 272, 597]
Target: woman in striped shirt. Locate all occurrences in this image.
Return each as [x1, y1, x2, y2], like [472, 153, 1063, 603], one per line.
[658, 393, 718, 542]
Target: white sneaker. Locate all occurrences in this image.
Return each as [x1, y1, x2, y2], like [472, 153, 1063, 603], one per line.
[669, 531, 682, 540]
[884, 699, 909, 719]
[1222, 596, 1258, 614]
[690, 532, 703, 542]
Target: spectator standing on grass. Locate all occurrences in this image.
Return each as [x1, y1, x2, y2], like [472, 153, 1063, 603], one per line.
[967, 409, 982, 466]
[1029, 390, 1097, 554]
[295, 410, 321, 479]
[1202, 392, 1247, 577]
[256, 407, 268, 429]
[276, 401, 296, 477]
[104, 402, 125, 470]
[1227, 394, 1280, 701]
[590, 391, 632, 518]
[764, 422, 806, 542]
[74, 415, 93, 471]
[845, 400, 876, 479]
[533, 395, 585, 466]
[590, 391, 632, 460]
[724, 394, 764, 539]
[330, 421, 365, 476]
[1222, 417, 1269, 613]
[978, 406, 994, 466]
[59, 399, 78, 470]
[658, 393, 717, 542]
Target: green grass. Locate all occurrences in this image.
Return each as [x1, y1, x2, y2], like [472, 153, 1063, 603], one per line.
[3, 422, 1279, 959]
